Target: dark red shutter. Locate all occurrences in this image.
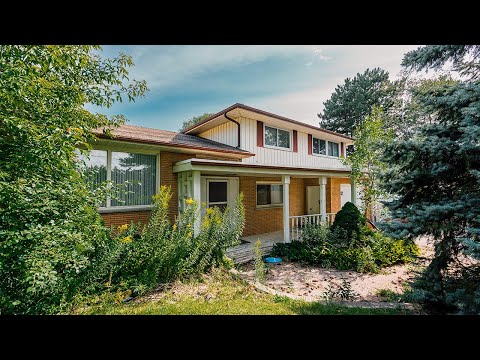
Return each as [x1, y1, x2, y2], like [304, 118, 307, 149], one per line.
[308, 134, 312, 155]
[257, 121, 264, 147]
[292, 130, 298, 152]
[341, 142, 345, 157]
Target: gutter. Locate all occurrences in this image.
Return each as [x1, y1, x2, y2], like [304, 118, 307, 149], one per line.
[224, 111, 241, 148]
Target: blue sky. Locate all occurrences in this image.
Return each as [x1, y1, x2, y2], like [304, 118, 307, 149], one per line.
[87, 45, 420, 132]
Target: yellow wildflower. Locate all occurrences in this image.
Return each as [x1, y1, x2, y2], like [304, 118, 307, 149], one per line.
[118, 224, 129, 232]
[185, 197, 195, 205]
[120, 235, 132, 243]
[187, 223, 191, 228]
[206, 207, 214, 215]
[187, 232, 193, 238]
[216, 219, 221, 224]
[173, 223, 177, 231]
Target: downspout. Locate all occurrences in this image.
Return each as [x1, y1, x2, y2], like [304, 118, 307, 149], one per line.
[224, 111, 241, 148]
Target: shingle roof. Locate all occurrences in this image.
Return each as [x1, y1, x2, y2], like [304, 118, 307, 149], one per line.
[182, 103, 355, 141]
[92, 125, 253, 157]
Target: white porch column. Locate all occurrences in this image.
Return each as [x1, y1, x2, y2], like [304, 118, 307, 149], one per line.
[350, 176, 357, 205]
[319, 176, 327, 223]
[282, 175, 290, 243]
[192, 170, 201, 235]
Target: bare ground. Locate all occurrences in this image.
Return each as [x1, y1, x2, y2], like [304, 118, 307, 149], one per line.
[237, 236, 434, 302]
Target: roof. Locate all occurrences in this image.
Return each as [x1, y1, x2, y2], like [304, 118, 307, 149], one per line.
[173, 158, 352, 175]
[92, 125, 254, 157]
[182, 103, 355, 141]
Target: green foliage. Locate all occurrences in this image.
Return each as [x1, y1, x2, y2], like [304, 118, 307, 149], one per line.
[380, 45, 480, 313]
[254, 240, 266, 284]
[322, 279, 359, 302]
[180, 113, 214, 132]
[103, 186, 246, 294]
[272, 221, 419, 274]
[342, 106, 393, 215]
[0, 45, 147, 314]
[331, 202, 366, 241]
[318, 67, 399, 136]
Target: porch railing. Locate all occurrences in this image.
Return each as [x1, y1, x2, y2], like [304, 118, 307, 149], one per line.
[289, 213, 336, 241]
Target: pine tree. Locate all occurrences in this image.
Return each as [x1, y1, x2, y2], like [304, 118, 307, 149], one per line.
[380, 45, 480, 313]
[318, 68, 398, 136]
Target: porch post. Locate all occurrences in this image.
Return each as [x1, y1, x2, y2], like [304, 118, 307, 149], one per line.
[350, 176, 357, 205]
[192, 170, 201, 235]
[282, 175, 290, 243]
[319, 176, 327, 223]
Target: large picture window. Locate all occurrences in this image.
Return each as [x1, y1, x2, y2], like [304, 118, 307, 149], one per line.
[264, 125, 291, 149]
[256, 183, 283, 207]
[77, 149, 157, 208]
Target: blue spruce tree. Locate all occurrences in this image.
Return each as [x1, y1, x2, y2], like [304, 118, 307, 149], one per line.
[380, 45, 480, 314]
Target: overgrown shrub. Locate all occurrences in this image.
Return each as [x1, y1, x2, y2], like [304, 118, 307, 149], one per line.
[271, 222, 419, 273]
[331, 202, 366, 242]
[103, 186, 246, 293]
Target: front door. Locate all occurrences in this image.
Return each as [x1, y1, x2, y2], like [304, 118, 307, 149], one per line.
[340, 184, 351, 208]
[306, 186, 320, 215]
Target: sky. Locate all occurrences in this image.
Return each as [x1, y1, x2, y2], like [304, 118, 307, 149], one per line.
[86, 45, 421, 132]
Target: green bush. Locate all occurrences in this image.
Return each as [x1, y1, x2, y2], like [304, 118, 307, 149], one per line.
[271, 222, 419, 273]
[331, 202, 366, 243]
[104, 186, 246, 293]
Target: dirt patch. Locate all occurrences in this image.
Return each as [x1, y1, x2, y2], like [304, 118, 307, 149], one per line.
[237, 236, 434, 303]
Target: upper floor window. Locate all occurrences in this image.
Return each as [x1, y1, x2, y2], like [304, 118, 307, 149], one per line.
[328, 141, 340, 157]
[76, 149, 157, 208]
[313, 138, 326, 155]
[312, 137, 340, 158]
[264, 125, 291, 150]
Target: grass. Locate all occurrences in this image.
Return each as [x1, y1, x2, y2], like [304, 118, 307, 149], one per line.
[74, 269, 412, 315]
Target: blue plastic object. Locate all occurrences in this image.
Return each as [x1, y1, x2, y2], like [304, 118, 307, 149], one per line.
[264, 257, 282, 263]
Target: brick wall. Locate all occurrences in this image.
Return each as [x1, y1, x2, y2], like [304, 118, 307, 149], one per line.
[101, 210, 151, 228]
[329, 177, 351, 213]
[239, 176, 306, 237]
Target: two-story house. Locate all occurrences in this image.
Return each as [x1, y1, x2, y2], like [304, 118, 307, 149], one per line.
[85, 103, 360, 243]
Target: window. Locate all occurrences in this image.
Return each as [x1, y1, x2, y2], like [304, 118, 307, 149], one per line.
[76, 149, 157, 208]
[208, 181, 228, 211]
[77, 149, 108, 207]
[264, 125, 291, 149]
[312, 138, 326, 155]
[328, 141, 340, 157]
[256, 183, 283, 207]
[111, 152, 157, 207]
[311, 137, 340, 158]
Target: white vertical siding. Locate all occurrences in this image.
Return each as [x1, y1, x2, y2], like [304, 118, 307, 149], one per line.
[238, 116, 349, 170]
[198, 121, 238, 147]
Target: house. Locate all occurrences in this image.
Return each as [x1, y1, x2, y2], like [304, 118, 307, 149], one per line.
[83, 103, 360, 242]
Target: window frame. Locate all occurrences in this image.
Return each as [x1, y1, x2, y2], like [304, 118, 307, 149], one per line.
[312, 137, 341, 158]
[256, 181, 284, 209]
[206, 179, 229, 211]
[263, 124, 292, 151]
[79, 148, 160, 213]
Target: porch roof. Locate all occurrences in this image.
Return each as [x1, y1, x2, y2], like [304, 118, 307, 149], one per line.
[173, 158, 351, 177]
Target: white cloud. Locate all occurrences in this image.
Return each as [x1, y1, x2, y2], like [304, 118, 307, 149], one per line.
[107, 45, 329, 92]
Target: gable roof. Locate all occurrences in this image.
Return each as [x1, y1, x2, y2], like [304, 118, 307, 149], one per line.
[92, 125, 254, 157]
[181, 103, 355, 141]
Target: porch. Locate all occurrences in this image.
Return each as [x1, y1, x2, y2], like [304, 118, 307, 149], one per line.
[173, 158, 359, 245]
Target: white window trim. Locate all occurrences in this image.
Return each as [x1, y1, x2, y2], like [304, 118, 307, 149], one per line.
[255, 181, 284, 209]
[312, 137, 341, 158]
[263, 124, 292, 152]
[206, 179, 229, 209]
[93, 150, 160, 212]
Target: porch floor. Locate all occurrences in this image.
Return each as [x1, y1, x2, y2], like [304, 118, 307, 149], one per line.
[226, 230, 284, 264]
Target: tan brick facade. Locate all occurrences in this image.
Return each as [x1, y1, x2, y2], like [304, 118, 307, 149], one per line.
[239, 176, 309, 237]
[329, 177, 351, 213]
[101, 210, 151, 228]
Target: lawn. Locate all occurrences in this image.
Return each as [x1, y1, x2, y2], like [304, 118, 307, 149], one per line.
[74, 269, 411, 315]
